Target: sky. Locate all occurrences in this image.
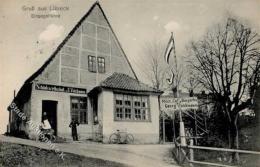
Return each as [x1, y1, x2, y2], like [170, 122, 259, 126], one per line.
[0, 0, 260, 133]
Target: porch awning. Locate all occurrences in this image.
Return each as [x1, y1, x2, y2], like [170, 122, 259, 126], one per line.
[88, 72, 163, 96]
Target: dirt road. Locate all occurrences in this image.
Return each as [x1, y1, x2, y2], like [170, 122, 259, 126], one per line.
[0, 135, 179, 167]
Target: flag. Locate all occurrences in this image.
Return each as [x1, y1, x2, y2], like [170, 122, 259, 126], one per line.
[166, 68, 175, 85]
[164, 33, 175, 64]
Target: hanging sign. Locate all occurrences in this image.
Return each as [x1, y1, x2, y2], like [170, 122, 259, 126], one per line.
[160, 96, 198, 112]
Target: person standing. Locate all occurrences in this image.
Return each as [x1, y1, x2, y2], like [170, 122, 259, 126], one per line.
[41, 112, 53, 134]
[69, 119, 79, 141]
[40, 112, 55, 141]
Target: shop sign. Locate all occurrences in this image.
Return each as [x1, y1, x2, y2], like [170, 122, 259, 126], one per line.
[35, 83, 87, 94]
[160, 96, 198, 112]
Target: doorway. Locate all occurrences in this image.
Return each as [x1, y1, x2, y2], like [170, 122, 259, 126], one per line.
[42, 100, 58, 135]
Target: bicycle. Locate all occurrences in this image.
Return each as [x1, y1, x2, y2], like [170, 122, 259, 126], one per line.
[39, 126, 56, 142]
[109, 130, 134, 144]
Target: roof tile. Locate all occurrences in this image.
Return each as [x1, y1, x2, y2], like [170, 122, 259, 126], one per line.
[100, 73, 162, 93]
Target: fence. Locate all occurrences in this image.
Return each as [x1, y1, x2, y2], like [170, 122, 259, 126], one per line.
[173, 138, 260, 167]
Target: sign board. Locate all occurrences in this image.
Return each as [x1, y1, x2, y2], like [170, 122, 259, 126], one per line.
[160, 96, 199, 112]
[35, 83, 87, 94]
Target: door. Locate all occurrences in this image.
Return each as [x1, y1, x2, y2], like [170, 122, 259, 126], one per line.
[92, 96, 98, 125]
[42, 100, 58, 135]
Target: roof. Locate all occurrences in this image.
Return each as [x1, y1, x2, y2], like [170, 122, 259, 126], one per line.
[24, 1, 137, 84]
[9, 1, 139, 109]
[98, 73, 162, 93]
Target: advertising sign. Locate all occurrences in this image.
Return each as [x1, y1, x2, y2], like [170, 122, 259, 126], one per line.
[35, 83, 87, 94]
[160, 96, 199, 112]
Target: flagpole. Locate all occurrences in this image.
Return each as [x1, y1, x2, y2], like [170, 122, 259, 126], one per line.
[164, 32, 185, 145]
[171, 33, 185, 146]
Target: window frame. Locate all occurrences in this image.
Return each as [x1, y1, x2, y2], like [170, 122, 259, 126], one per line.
[114, 93, 150, 122]
[70, 96, 88, 124]
[88, 55, 96, 73]
[97, 57, 105, 73]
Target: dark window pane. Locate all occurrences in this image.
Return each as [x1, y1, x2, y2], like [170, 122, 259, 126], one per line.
[125, 100, 131, 106]
[116, 107, 123, 119]
[116, 100, 122, 105]
[80, 111, 87, 124]
[88, 55, 96, 72]
[71, 96, 88, 124]
[97, 57, 105, 73]
[135, 109, 141, 120]
[125, 108, 131, 119]
[142, 109, 147, 120]
[80, 102, 87, 109]
[134, 101, 141, 107]
[72, 103, 78, 109]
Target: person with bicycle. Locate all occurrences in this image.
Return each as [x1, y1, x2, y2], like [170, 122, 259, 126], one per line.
[40, 112, 55, 140]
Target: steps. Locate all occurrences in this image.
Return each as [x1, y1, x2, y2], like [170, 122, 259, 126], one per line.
[182, 110, 208, 137]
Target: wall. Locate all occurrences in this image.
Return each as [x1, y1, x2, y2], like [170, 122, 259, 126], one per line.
[35, 4, 136, 92]
[28, 82, 93, 140]
[101, 90, 160, 144]
[9, 97, 31, 135]
[21, 99, 31, 134]
[24, 4, 139, 141]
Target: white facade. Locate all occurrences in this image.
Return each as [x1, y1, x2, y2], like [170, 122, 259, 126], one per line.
[98, 90, 160, 143]
[8, 2, 162, 144]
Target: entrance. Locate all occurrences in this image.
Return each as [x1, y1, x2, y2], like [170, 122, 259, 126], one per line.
[42, 100, 57, 135]
[160, 116, 179, 143]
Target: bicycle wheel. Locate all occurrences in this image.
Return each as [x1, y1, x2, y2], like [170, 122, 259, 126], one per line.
[51, 135, 56, 142]
[109, 133, 118, 144]
[126, 134, 134, 144]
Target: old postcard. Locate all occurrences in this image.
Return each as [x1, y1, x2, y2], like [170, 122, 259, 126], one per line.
[1, 0, 260, 166]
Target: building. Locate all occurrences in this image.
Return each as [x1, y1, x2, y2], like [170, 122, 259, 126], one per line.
[7, 2, 162, 144]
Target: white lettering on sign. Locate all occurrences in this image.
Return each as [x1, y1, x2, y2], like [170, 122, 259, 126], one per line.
[160, 96, 199, 112]
[35, 83, 87, 94]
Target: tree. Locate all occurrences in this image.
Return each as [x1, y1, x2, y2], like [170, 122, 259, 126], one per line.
[187, 18, 260, 162]
[140, 40, 167, 90]
[183, 70, 200, 96]
[140, 39, 184, 92]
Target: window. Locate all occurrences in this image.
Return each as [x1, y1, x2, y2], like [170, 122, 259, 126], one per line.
[114, 94, 150, 121]
[88, 55, 96, 72]
[134, 109, 141, 120]
[88, 56, 106, 73]
[116, 108, 123, 120]
[71, 96, 87, 124]
[115, 94, 123, 120]
[98, 57, 105, 73]
[125, 108, 132, 119]
[124, 95, 132, 120]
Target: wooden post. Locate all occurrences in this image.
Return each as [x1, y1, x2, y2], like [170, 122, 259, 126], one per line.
[172, 112, 176, 141]
[180, 119, 186, 146]
[189, 138, 194, 167]
[194, 109, 198, 145]
[158, 95, 165, 143]
[179, 104, 186, 146]
[163, 111, 166, 143]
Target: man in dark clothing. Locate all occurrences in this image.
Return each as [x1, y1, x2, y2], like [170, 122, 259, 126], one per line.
[69, 119, 79, 141]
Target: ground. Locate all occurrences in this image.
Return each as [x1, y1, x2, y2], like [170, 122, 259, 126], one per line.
[191, 149, 260, 167]
[0, 142, 128, 167]
[0, 135, 178, 167]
